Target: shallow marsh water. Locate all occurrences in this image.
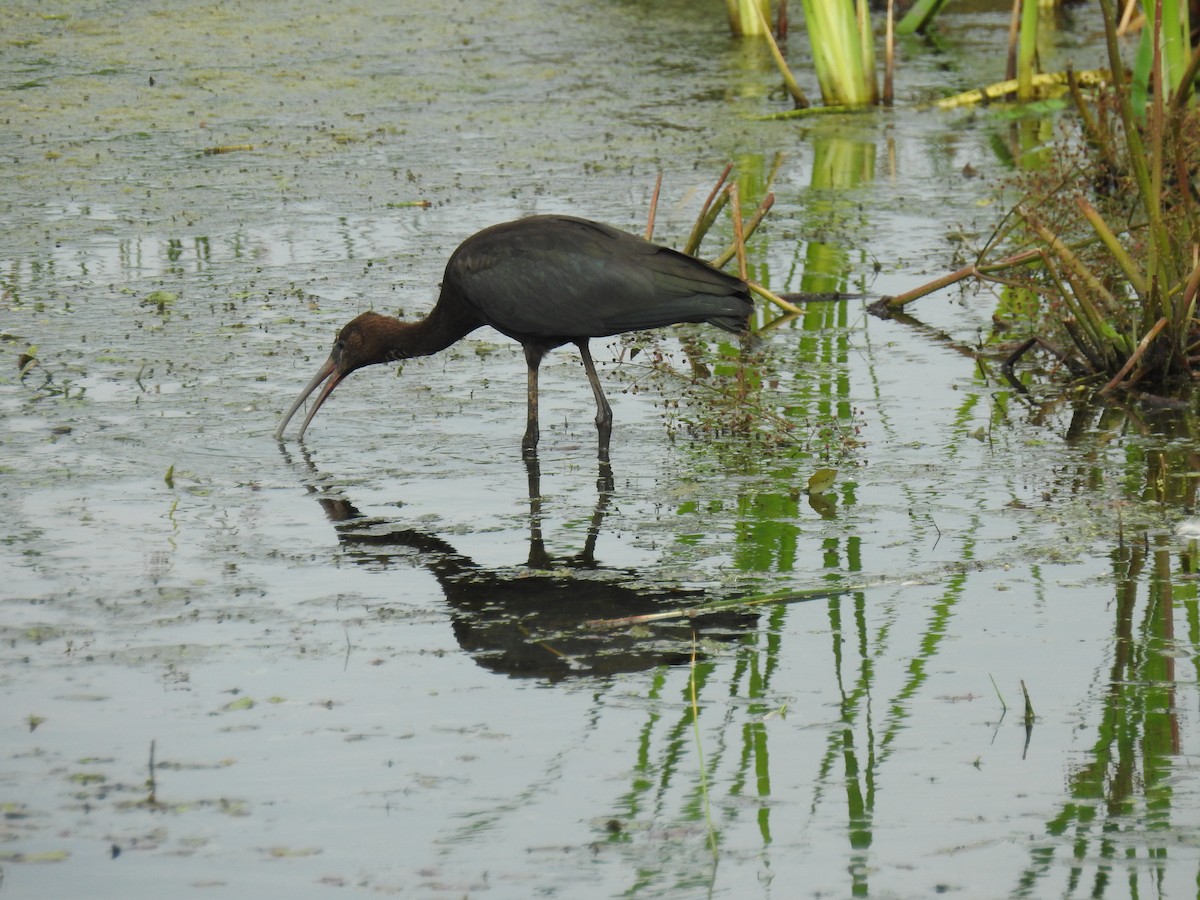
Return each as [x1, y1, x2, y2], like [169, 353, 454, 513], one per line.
[3, 0, 1199, 897]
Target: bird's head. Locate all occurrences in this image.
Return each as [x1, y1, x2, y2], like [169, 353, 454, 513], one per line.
[327, 311, 401, 374]
[274, 311, 399, 441]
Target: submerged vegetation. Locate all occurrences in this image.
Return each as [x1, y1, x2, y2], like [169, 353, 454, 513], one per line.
[615, 166, 863, 461]
[615, 329, 864, 459]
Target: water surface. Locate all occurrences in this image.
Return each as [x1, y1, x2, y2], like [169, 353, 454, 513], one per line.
[2, 1, 1196, 897]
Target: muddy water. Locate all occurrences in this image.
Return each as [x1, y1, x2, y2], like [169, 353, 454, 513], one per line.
[3, 0, 1198, 897]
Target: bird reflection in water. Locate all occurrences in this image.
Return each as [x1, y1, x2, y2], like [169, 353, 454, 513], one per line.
[283, 447, 756, 680]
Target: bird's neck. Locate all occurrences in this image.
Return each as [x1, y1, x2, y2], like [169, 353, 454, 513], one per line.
[381, 300, 477, 362]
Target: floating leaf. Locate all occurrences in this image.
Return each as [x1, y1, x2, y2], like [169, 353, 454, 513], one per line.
[261, 845, 322, 858]
[807, 468, 837, 495]
[18, 346, 38, 376]
[68, 772, 107, 785]
[0, 850, 70, 863]
[144, 290, 178, 308]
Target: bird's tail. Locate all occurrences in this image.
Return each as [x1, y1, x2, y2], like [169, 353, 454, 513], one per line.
[707, 313, 751, 335]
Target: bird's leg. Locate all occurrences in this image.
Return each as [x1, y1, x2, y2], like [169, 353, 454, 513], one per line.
[522, 346, 542, 455]
[576, 341, 613, 462]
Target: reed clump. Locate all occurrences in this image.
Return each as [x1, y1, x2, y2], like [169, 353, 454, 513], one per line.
[876, 0, 1200, 399]
[997, 83, 1200, 394]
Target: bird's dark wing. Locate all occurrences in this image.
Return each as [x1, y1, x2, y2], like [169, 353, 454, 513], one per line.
[443, 216, 751, 342]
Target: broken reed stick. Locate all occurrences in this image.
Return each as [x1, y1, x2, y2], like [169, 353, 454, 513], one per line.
[872, 247, 1043, 312]
[750, 281, 804, 316]
[712, 193, 776, 269]
[645, 171, 663, 241]
[1098, 315, 1169, 394]
[730, 184, 748, 283]
[147, 739, 158, 805]
[684, 165, 734, 256]
[585, 584, 856, 630]
[751, 0, 810, 109]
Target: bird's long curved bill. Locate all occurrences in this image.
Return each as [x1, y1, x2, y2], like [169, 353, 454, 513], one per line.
[274, 355, 343, 441]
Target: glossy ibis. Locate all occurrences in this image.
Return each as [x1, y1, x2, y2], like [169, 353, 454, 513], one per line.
[273, 214, 753, 458]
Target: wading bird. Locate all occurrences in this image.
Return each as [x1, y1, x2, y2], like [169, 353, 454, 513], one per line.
[273, 215, 753, 459]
